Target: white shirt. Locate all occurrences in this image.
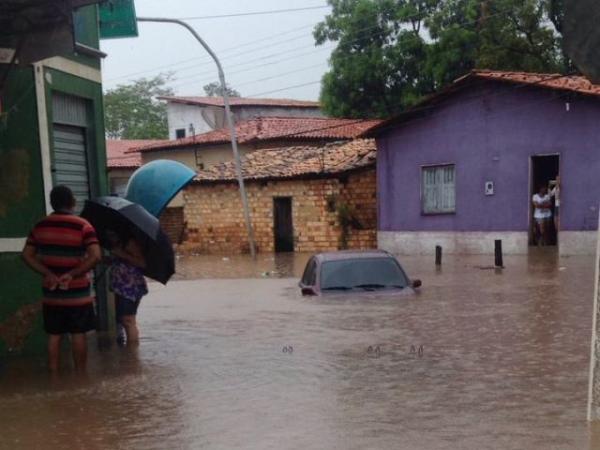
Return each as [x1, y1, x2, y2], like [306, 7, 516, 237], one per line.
[533, 193, 552, 219]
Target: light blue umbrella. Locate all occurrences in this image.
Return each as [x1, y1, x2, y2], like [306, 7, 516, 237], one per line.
[125, 160, 196, 218]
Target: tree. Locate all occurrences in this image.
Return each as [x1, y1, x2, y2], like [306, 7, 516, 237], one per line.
[104, 74, 173, 139]
[315, 0, 567, 118]
[203, 81, 240, 97]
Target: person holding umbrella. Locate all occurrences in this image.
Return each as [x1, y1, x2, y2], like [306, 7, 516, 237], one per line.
[105, 229, 148, 346]
[81, 196, 175, 346]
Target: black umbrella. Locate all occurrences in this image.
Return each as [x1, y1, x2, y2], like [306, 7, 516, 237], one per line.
[81, 196, 175, 284]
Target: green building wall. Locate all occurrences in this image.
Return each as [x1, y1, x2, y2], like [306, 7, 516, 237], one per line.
[0, 5, 108, 356]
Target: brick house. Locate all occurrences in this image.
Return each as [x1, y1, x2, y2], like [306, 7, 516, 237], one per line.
[129, 117, 380, 246]
[182, 139, 377, 254]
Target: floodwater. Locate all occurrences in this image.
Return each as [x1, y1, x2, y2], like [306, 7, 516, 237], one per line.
[1, 250, 599, 449]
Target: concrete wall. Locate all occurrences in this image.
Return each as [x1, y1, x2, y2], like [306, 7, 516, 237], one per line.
[377, 82, 600, 254]
[181, 169, 376, 254]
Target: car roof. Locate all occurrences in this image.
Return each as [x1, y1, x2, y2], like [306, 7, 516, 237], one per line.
[313, 250, 395, 262]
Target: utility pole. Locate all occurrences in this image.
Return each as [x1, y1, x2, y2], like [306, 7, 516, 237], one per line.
[136, 17, 257, 258]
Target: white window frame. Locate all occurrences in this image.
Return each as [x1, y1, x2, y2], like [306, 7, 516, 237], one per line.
[421, 163, 456, 215]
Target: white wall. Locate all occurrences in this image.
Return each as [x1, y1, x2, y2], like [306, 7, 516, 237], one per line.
[166, 102, 323, 140]
[166, 103, 222, 139]
[235, 106, 323, 120]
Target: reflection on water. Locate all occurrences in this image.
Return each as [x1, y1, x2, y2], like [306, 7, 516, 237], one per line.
[0, 250, 597, 449]
[173, 252, 309, 280]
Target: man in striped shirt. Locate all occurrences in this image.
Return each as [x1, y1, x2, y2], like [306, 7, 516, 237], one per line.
[22, 185, 101, 372]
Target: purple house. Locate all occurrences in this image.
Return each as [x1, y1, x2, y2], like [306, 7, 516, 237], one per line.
[370, 70, 600, 255]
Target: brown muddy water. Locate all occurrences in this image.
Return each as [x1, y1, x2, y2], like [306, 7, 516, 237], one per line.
[1, 250, 600, 449]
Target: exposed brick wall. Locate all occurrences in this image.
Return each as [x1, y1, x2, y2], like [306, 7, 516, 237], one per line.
[160, 207, 186, 244]
[181, 168, 376, 254]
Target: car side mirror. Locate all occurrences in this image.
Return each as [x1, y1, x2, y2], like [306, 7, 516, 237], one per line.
[301, 286, 317, 296]
[412, 279, 422, 289]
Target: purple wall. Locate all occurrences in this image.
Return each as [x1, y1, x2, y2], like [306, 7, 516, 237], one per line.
[377, 82, 600, 232]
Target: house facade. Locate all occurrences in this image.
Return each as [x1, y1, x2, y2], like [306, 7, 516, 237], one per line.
[372, 70, 600, 256]
[0, 2, 108, 355]
[158, 96, 323, 140]
[181, 140, 377, 254]
[131, 117, 380, 241]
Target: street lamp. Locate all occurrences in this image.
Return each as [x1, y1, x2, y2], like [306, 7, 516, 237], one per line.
[136, 17, 257, 258]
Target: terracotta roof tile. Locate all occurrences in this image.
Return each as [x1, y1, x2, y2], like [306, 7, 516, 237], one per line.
[134, 117, 382, 153]
[365, 70, 600, 136]
[157, 96, 320, 108]
[106, 139, 167, 169]
[196, 139, 376, 182]
[468, 70, 600, 96]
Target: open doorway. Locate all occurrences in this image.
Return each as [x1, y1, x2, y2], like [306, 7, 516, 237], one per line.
[274, 197, 294, 252]
[530, 155, 560, 246]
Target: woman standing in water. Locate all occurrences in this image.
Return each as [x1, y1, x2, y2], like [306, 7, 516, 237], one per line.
[106, 230, 148, 346]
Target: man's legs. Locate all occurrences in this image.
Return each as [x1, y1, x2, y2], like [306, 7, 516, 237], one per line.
[47, 334, 61, 372]
[537, 219, 547, 246]
[71, 333, 88, 371]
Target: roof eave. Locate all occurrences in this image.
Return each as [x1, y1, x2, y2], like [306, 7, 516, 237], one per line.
[192, 163, 376, 185]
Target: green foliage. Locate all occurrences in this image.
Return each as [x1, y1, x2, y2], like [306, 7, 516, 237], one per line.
[337, 202, 362, 249]
[104, 74, 173, 139]
[316, 0, 567, 118]
[203, 81, 241, 97]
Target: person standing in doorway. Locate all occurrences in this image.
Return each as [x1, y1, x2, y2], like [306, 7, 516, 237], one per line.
[105, 229, 147, 346]
[22, 185, 101, 372]
[532, 184, 553, 246]
[550, 176, 561, 232]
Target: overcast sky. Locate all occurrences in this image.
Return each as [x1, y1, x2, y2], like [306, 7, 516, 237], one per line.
[100, 1, 333, 100]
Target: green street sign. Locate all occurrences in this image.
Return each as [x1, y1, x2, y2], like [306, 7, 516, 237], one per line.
[99, 0, 138, 39]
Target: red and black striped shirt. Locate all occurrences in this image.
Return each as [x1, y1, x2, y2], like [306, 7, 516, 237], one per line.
[26, 213, 99, 306]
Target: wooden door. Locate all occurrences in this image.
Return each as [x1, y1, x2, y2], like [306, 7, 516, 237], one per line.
[274, 197, 294, 252]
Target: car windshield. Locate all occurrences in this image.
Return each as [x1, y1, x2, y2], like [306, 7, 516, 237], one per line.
[320, 257, 409, 290]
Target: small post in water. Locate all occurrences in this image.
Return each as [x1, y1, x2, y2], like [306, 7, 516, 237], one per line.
[435, 245, 442, 266]
[494, 239, 503, 268]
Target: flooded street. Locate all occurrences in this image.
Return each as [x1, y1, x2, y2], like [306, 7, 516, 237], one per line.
[1, 250, 599, 449]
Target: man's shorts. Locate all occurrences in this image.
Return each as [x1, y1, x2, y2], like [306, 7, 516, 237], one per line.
[43, 303, 97, 335]
[115, 294, 141, 321]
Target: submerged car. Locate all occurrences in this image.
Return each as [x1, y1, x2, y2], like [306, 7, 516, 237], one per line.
[299, 250, 421, 296]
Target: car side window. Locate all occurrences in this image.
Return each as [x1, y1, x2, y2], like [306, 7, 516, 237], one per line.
[301, 258, 317, 286]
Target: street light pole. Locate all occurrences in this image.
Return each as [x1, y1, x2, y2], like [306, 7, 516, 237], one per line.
[137, 17, 257, 258]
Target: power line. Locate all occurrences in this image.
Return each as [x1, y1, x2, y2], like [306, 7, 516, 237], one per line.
[110, 1, 508, 85]
[246, 80, 322, 97]
[163, 5, 521, 94]
[166, 44, 335, 91]
[234, 62, 328, 89]
[106, 23, 316, 82]
[178, 5, 329, 20]
[164, 41, 332, 88]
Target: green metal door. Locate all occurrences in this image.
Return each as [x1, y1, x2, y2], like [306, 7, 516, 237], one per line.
[52, 124, 90, 212]
[52, 92, 90, 213]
